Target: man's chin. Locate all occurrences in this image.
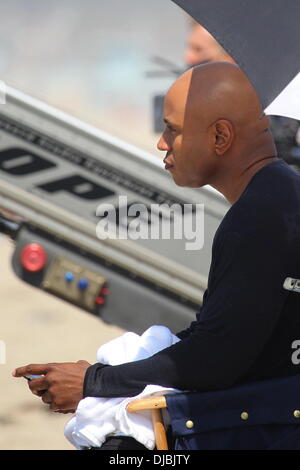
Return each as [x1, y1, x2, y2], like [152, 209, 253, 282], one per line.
[172, 174, 204, 189]
[171, 174, 189, 187]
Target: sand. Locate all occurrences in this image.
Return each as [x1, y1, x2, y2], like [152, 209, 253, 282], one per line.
[0, 237, 124, 450]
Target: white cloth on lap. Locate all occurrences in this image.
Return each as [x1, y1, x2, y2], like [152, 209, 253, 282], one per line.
[64, 325, 180, 450]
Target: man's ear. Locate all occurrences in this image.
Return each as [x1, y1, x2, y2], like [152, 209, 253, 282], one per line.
[214, 119, 234, 155]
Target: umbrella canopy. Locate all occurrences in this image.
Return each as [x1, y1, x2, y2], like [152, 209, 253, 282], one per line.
[171, 0, 300, 119]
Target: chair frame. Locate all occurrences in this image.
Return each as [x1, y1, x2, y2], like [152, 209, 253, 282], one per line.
[127, 396, 168, 450]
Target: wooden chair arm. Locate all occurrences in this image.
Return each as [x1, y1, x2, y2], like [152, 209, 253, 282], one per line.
[126, 396, 167, 412]
[127, 396, 168, 450]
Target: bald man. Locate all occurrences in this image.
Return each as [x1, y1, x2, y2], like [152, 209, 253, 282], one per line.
[159, 62, 276, 198]
[14, 63, 300, 449]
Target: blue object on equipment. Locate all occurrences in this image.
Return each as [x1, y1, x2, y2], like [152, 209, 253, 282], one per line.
[65, 271, 74, 283]
[78, 277, 89, 290]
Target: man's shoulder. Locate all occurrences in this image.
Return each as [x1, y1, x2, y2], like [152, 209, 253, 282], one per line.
[233, 160, 300, 214]
[252, 158, 300, 184]
[218, 160, 300, 239]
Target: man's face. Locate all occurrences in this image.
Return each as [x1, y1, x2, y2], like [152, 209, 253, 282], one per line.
[157, 77, 216, 188]
[184, 25, 222, 67]
[184, 25, 234, 68]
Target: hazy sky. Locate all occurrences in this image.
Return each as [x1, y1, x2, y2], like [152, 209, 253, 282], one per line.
[0, 1, 190, 150]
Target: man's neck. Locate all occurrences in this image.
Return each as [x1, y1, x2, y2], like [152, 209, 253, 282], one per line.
[213, 155, 278, 204]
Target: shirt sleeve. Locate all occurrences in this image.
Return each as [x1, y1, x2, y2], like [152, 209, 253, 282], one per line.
[83, 204, 290, 398]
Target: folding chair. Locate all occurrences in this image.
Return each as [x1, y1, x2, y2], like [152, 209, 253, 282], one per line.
[127, 373, 300, 450]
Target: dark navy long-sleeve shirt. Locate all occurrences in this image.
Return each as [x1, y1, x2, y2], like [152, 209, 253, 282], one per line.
[84, 159, 300, 398]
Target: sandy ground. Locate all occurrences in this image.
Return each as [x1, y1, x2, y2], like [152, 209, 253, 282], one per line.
[0, 236, 124, 450]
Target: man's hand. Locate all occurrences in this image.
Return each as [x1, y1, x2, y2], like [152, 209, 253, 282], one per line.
[12, 360, 91, 412]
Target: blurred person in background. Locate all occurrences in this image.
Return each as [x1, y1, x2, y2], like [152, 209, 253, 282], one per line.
[184, 21, 235, 67]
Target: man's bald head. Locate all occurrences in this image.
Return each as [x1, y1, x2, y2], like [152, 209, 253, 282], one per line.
[170, 62, 265, 134]
[157, 62, 277, 202]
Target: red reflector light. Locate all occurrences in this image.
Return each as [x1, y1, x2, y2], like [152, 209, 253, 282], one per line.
[20, 243, 47, 272]
[100, 287, 109, 296]
[95, 296, 105, 305]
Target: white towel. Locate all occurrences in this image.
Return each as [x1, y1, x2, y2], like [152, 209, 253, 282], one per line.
[64, 325, 180, 449]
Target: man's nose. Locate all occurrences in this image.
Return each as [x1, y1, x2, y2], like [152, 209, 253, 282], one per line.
[157, 134, 170, 152]
[183, 50, 195, 67]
